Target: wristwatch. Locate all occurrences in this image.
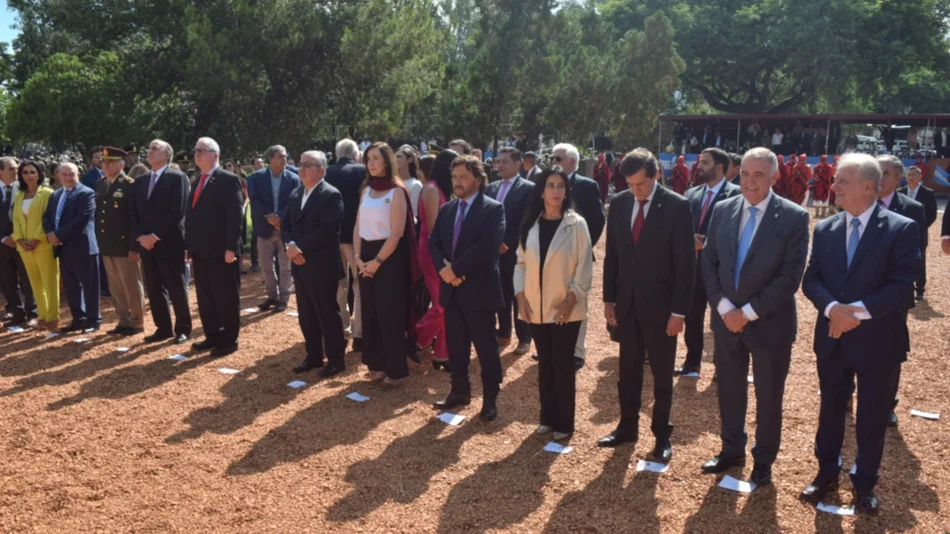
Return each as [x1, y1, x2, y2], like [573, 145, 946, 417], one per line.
[374, 255, 386, 264]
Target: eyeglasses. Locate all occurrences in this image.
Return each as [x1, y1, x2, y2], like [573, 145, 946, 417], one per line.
[298, 162, 323, 169]
[193, 148, 216, 155]
[552, 156, 563, 162]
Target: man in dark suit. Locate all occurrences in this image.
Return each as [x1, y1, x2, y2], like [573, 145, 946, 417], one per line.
[130, 139, 191, 344]
[325, 138, 366, 350]
[727, 153, 741, 185]
[678, 148, 741, 376]
[801, 153, 920, 514]
[485, 147, 534, 355]
[79, 146, 109, 297]
[520, 151, 540, 181]
[429, 155, 506, 421]
[185, 137, 245, 357]
[876, 155, 926, 427]
[0, 157, 36, 326]
[699, 147, 810, 486]
[551, 143, 605, 368]
[43, 163, 101, 333]
[247, 145, 299, 313]
[935, 127, 949, 158]
[897, 165, 937, 300]
[600, 148, 694, 463]
[282, 150, 347, 377]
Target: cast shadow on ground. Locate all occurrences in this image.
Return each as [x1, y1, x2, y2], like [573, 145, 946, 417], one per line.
[682, 474, 778, 534]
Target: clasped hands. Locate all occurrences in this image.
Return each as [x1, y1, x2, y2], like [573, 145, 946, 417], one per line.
[286, 244, 306, 266]
[266, 213, 281, 231]
[722, 309, 749, 334]
[828, 303, 865, 339]
[439, 260, 466, 287]
[604, 303, 685, 337]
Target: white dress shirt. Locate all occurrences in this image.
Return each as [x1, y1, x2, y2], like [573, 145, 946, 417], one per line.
[878, 191, 894, 209]
[288, 182, 319, 248]
[905, 184, 919, 201]
[717, 191, 773, 321]
[822, 203, 876, 320]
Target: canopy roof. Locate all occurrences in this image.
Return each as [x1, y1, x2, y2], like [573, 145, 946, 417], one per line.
[661, 114, 950, 127]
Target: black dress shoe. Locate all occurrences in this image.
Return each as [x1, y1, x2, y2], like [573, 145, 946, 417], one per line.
[432, 393, 471, 411]
[274, 302, 288, 313]
[107, 326, 127, 335]
[531, 353, 539, 361]
[120, 327, 144, 336]
[751, 463, 772, 486]
[3, 316, 27, 328]
[82, 322, 101, 333]
[293, 358, 324, 373]
[258, 298, 276, 311]
[174, 333, 189, 344]
[854, 488, 880, 515]
[319, 362, 345, 378]
[191, 339, 216, 352]
[60, 322, 84, 334]
[597, 430, 638, 448]
[144, 331, 174, 343]
[573, 356, 584, 371]
[480, 399, 497, 422]
[351, 337, 362, 352]
[887, 410, 898, 427]
[210, 344, 238, 357]
[799, 477, 838, 504]
[915, 290, 924, 301]
[650, 439, 673, 463]
[701, 455, 746, 474]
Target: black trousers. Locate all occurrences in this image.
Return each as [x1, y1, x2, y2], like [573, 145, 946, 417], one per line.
[683, 264, 707, 369]
[60, 254, 100, 325]
[496, 251, 531, 343]
[532, 321, 581, 433]
[445, 304, 502, 398]
[142, 253, 192, 337]
[359, 238, 409, 380]
[815, 347, 900, 492]
[714, 329, 791, 464]
[616, 312, 676, 441]
[917, 247, 927, 292]
[192, 256, 240, 347]
[0, 244, 35, 319]
[294, 262, 346, 367]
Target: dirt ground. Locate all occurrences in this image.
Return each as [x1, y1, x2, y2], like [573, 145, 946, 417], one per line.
[0, 219, 947, 534]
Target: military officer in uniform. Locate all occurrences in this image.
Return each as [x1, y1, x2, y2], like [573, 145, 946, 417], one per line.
[96, 147, 146, 335]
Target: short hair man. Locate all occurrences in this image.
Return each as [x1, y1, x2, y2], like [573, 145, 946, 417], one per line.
[449, 139, 473, 155]
[897, 165, 936, 300]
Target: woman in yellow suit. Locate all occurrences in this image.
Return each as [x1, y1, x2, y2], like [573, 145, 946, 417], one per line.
[12, 161, 59, 330]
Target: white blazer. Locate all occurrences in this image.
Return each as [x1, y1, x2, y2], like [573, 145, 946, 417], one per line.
[513, 209, 593, 324]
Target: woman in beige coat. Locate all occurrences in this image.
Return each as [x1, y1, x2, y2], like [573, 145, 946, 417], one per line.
[514, 167, 592, 440]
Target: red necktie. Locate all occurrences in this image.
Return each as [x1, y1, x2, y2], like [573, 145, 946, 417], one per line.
[632, 199, 648, 245]
[698, 189, 714, 228]
[192, 173, 209, 209]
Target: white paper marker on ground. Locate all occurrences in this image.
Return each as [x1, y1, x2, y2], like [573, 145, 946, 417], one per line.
[346, 392, 370, 402]
[45, 333, 59, 340]
[6, 326, 23, 333]
[817, 503, 855, 516]
[849, 464, 857, 475]
[241, 307, 258, 314]
[635, 460, 669, 473]
[219, 368, 240, 375]
[73, 338, 90, 343]
[747, 375, 754, 384]
[681, 372, 700, 378]
[437, 412, 465, 426]
[286, 312, 299, 317]
[168, 354, 188, 361]
[910, 409, 940, 420]
[719, 475, 756, 493]
[116, 347, 131, 352]
[543, 442, 573, 455]
[287, 380, 306, 389]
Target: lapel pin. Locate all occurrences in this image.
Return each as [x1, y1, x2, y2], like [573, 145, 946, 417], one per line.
[774, 213, 778, 218]
[878, 222, 884, 228]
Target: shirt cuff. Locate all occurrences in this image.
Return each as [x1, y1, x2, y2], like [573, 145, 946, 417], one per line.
[287, 241, 296, 248]
[741, 303, 759, 322]
[671, 313, 685, 318]
[823, 301, 839, 319]
[150, 233, 160, 241]
[717, 297, 736, 317]
[849, 300, 872, 320]
[943, 236, 950, 241]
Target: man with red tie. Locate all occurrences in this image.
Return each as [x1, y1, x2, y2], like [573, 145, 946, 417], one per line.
[185, 137, 244, 357]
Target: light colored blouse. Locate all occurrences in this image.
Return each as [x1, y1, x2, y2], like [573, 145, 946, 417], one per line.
[21, 198, 31, 216]
[358, 188, 396, 241]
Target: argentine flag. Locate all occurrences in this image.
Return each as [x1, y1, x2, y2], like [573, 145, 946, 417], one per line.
[934, 165, 950, 188]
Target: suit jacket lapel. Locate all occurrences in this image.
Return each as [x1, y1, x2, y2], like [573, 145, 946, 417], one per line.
[545, 215, 572, 268]
[455, 193, 483, 256]
[296, 182, 319, 222]
[259, 172, 275, 211]
[722, 197, 743, 265]
[845, 206, 885, 280]
[743, 194, 782, 262]
[638, 185, 666, 247]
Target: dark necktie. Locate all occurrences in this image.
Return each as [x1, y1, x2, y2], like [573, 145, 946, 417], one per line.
[632, 199, 648, 245]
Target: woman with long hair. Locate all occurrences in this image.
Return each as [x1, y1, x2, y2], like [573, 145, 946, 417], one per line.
[12, 161, 59, 330]
[353, 142, 420, 386]
[396, 146, 423, 221]
[415, 149, 457, 372]
[514, 167, 592, 441]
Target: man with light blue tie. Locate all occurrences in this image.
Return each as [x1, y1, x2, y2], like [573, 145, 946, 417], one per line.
[800, 153, 920, 514]
[699, 147, 810, 487]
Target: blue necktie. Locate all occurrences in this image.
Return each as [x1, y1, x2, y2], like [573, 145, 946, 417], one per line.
[847, 218, 861, 268]
[733, 206, 758, 290]
[54, 188, 70, 230]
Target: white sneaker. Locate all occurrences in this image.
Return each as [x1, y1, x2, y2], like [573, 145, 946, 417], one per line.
[514, 342, 531, 355]
[536, 425, 553, 435]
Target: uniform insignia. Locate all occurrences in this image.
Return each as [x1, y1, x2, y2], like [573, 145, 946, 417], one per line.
[113, 191, 123, 198]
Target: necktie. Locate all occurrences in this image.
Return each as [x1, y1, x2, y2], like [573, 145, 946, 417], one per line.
[192, 173, 209, 209]
[632, 198, 649, 245]
[733, 206, 758, 290]
[2, 184, 10, 215]
[698, 189, 714, 228]
[55, 188, 71, 230]
[451, 200, 467, 256]
[497, 180, 511, 203]
[847, 218, 861, 268]
[147, 172, 159, 199]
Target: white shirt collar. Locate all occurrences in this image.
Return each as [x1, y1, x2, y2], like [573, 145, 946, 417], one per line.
[637, 180, 658, 205]
[704, 178, 726, 198]
[742, 190, 773, 213]
[459, 191, 479, 205]
[907, 183, 920, 193]
[501, 174, 518, 185]
[879, 191, 895, 208]
[846, 202, 877, 230]
[151, 164, 168, 177]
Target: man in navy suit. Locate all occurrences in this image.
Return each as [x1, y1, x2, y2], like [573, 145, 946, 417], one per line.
[679, 147, 741, 377]
[282, 151, 346, 377]
[801, 153, 920, 514]
[552, 143, 605, 369]
[324, 138, 366, 349]
[897, 166, 936, 300]
[44, 162, 101, 333]
[429, 155, 506, 421]
[485, 147, 534, 355]
[247, 145, 300, 313]
[80, 146, 104, 189]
